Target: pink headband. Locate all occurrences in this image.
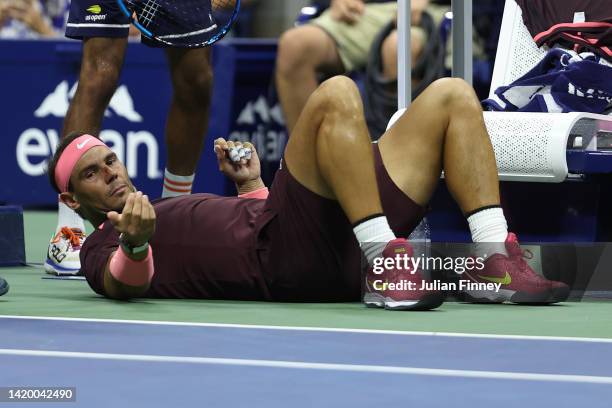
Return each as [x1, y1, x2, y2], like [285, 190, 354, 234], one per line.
[55, 135, 107, 193]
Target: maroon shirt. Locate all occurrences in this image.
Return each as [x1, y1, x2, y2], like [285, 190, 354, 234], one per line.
[80, 194, 274, 300]
[516, 0, 611, 59]
[81, 146, 426, 302]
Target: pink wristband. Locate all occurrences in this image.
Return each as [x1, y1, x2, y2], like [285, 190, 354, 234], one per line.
[239, 187, 269, 200]
[109, 246, 154, 287]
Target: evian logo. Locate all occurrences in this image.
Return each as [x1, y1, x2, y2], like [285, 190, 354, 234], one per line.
[230, 96, 286, 162]
[236, 96, 285, 126]
[34, 81, 143, 122]
[17, 81, 161, 179]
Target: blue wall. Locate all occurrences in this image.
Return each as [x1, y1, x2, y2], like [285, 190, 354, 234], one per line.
[0, 39, 284, 206]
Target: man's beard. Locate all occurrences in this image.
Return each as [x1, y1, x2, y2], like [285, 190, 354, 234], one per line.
[82, 184, 136, 220]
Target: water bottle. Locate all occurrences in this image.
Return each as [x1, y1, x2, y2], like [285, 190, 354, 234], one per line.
[408, 217, 431, 275]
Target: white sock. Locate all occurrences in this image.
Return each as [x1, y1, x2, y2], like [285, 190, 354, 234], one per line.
[56, 198, 85, 233]
[467, 207, 508, 258]
[162, 169, 195, 198]
[353, 216, 396, 265]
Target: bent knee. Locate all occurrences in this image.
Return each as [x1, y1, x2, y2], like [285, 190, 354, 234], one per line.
[318, 76, 360, 103]
[428, 77, 481, 111]
[173, 65, 213, 107]
[410, 27, 426, 63]
[175, 65, 212, 92]
[311, 76, 364, 121]
[382, 30, 398, 77]
[277, 26, 334, 75]
[78, 59, 122, 102]
[76, 72, 118, 97]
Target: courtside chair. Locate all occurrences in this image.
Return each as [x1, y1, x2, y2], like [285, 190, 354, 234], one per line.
[483, 0, 612, 183]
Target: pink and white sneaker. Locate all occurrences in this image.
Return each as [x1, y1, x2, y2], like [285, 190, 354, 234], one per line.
[364, 238, 444, 311]
[44, 227, 86, 276]
[463, 233, 570, 304]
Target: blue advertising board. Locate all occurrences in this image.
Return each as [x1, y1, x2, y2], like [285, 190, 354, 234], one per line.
[2, 38, 610, 243]
[219, 40, 287, 194]
[0, 38, 283, 206]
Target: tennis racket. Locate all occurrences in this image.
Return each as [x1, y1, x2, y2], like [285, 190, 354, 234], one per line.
[117, 0, 240, 48]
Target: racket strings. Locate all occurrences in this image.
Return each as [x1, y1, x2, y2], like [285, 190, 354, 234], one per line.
[129, 0, 219, 32]
[137, 0, 162, 28]
[125, 0, 174, 28]
[121, 0, 239, 47]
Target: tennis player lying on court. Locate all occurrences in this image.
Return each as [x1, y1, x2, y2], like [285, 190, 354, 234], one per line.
[48, 76, 568, 309]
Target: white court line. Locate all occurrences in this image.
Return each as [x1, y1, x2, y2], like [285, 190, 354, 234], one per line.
[1, 315, 612, 344]
[1, 348, 611, 385]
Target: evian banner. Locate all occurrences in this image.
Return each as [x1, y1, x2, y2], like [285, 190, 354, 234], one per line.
[1, 39, 282, 206]
[18, 80, 160, 180]
[230, 95, 286, 163]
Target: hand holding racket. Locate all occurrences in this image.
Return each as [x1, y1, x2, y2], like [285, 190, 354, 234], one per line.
[117, 0, 240, 47]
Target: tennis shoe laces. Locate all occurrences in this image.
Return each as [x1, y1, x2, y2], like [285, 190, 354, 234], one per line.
[44, 227, 86, 276]
[364, 238, 444, 311]
[463, 233, 569, 304]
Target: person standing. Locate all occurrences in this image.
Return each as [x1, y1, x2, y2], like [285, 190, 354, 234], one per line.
[45, 0, 213, 275]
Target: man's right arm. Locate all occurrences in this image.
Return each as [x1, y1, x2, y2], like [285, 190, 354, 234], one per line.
[102, 192, 157, 300]
[102, 250, 151, 300]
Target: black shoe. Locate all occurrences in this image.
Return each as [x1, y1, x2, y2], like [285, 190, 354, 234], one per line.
[0, 276, 9, 296]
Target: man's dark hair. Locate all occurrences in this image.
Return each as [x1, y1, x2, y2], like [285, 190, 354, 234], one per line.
[47, 131, 95, 193]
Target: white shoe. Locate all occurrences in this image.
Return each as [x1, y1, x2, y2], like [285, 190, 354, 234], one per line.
[44, 227, 86, 275]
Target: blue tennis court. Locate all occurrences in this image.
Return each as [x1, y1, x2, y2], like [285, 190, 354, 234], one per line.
[2, 315, 612, 407]
[2, 0, 612, 406]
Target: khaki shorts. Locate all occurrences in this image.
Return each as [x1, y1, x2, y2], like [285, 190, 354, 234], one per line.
[311, 2, 425, 72]
[311, 1, 397, 71]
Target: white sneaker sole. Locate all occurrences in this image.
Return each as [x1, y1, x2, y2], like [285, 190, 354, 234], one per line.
[363, 292, 386, 308]
[44, 259, 81, 276]
[463, 288, 514, 303]
[364, 292, 420, 310]
[384, 299, 419, 310]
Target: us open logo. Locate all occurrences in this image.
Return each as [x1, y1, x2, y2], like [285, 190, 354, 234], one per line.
[85, 4, 107, 21]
